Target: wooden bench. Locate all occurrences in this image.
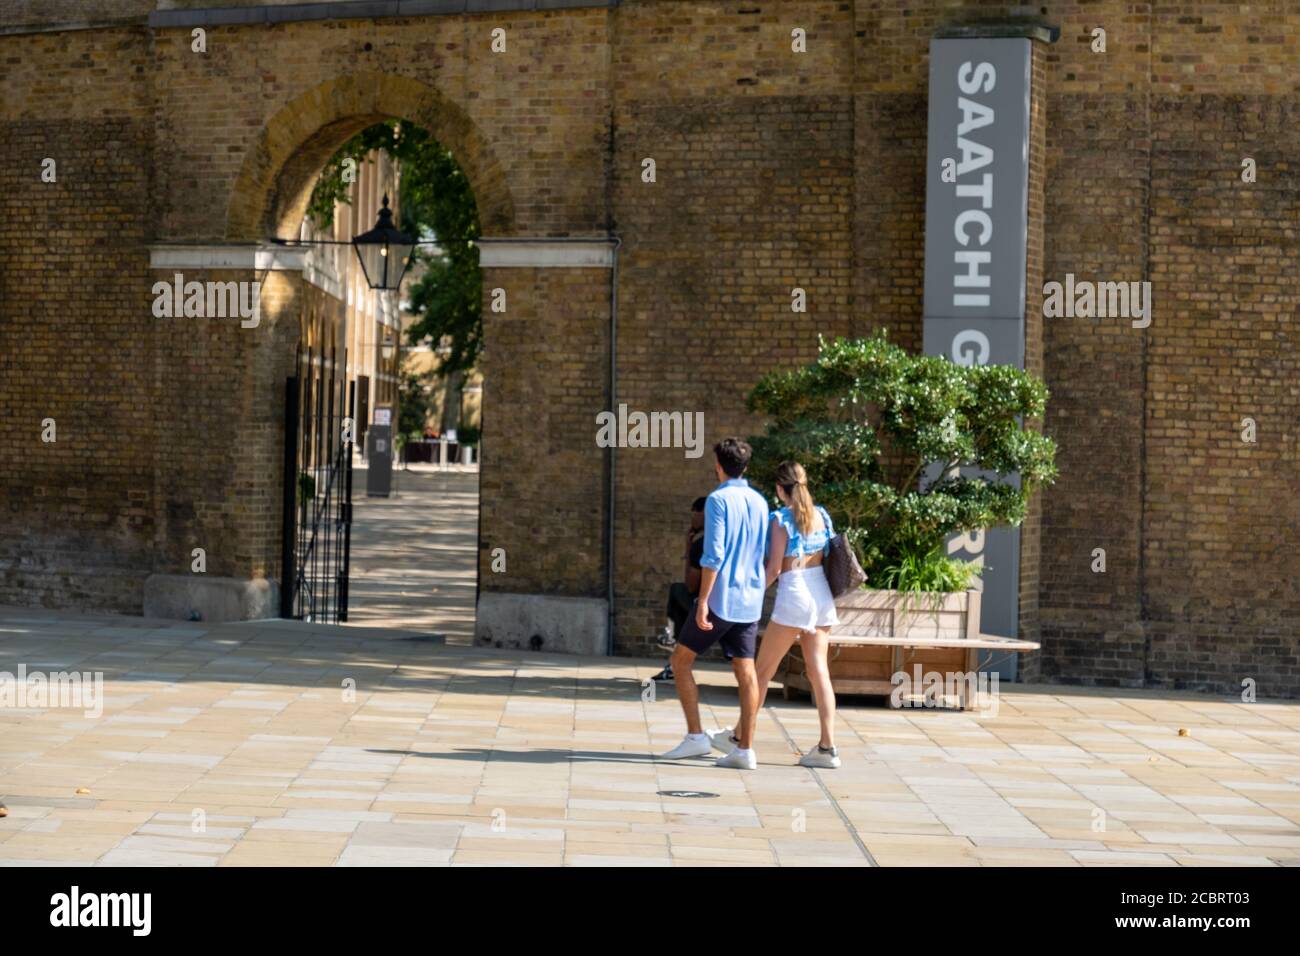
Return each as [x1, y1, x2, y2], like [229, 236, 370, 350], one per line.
[778, 589, 1039, 710]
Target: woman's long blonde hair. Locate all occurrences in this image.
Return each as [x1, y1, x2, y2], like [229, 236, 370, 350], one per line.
[774, 461, 816, 536]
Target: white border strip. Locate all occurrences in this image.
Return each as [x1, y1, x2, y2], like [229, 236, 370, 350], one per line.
[149, 244, 307, 271]
[476, 239, 614, 269]
[148, 244, 340, 297]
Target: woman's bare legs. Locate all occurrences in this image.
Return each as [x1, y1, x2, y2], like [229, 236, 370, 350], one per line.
[755, 622, 802, 711]
[734, 622, 801, 747]
[799, 626, 836, 749]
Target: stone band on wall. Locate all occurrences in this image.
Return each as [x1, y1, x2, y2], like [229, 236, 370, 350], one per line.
[148, 244, 342, 298]
[146, 0, 620, 32]
[476, 238, 616, 269]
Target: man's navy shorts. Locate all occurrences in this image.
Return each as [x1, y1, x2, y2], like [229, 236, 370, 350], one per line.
[676, 600, 758, 660]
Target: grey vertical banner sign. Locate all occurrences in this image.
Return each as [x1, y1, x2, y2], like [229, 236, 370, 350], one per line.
[922, 36, 1033, 679]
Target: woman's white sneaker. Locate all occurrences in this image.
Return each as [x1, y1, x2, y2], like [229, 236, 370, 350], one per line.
[799, 745, 841, 769]
[717, 747, 757, 770]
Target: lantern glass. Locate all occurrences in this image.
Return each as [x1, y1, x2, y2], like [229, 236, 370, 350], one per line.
[351, 194, 416, 291]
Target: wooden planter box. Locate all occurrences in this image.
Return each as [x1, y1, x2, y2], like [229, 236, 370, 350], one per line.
[779, 588, 1032, 709]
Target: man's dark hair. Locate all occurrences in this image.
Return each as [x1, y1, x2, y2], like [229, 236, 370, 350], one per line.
[713, 437, 752, 478]
[691, 496, 708, 512]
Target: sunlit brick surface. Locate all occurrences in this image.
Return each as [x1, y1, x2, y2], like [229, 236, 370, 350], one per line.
[0, 1, 1295, 693]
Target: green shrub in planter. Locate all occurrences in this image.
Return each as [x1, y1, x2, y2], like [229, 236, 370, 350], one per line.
[746, 333, 1057, 592]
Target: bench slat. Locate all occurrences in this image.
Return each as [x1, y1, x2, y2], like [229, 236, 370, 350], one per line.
[822, 632, 1040, 651]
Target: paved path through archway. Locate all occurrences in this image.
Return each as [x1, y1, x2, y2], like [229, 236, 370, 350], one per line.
[344, 463, 479, 644]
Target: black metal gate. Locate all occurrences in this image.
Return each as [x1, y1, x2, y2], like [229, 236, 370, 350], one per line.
[281, 341, 354, 623]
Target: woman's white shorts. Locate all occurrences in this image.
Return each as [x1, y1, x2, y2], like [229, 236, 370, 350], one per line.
[770, 566, 839, 633]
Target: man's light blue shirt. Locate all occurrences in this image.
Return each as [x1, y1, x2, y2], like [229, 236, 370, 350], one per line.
[700, 477, 770, 623]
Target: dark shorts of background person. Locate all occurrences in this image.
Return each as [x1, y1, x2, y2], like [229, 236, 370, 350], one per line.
[666, 582, 694, 638]
[675, 601, 759, 660]
[664, 529, 705, 643]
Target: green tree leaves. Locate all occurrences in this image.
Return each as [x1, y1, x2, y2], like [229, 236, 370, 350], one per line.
[308, 120, 483, 379]
[396, 368, 436, 446]
[747, 333, 1058, 584]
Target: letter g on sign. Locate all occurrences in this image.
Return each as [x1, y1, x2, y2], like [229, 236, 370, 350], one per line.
[951, 329, 990, 366]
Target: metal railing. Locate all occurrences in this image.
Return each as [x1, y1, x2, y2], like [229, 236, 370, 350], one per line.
[281, 345, 354, 623]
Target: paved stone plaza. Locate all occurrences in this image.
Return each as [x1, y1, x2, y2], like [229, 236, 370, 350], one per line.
[2, 605, 1299, 867]
[345, 464, 479, 642]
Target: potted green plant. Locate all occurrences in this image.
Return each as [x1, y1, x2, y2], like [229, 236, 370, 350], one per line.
[746, 333, 1057, 699]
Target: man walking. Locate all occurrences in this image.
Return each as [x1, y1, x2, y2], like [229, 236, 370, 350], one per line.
[660, 437, 769, 770]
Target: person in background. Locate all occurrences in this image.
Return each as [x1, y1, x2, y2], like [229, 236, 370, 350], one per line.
[652, 497, 708, 682]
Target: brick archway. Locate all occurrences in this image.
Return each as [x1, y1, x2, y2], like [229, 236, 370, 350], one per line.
[225, 71, 516, 241]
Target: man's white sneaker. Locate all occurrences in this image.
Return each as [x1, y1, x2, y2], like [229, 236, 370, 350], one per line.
[709, 727, 738, 754]
[798, 745, 841, 769]
[716, 747, 757, 770]
[660, 734, 713, 759]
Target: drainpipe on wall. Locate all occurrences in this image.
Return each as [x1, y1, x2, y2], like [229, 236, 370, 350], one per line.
[606, 236, 622, 656]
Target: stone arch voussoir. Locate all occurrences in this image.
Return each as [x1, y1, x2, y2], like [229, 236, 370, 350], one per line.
[225, 71, 515, 241]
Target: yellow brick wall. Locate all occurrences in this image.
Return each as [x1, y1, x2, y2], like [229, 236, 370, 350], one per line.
[0, 1, 1295, 694]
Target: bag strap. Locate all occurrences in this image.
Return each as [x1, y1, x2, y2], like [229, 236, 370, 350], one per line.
[817, 506, 834, 553]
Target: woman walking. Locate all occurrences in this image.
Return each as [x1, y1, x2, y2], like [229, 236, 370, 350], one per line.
[755, 461, 841, 767]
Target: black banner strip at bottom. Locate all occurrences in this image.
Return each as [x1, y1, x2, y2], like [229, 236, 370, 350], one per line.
[0, 864, 1284, 942]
